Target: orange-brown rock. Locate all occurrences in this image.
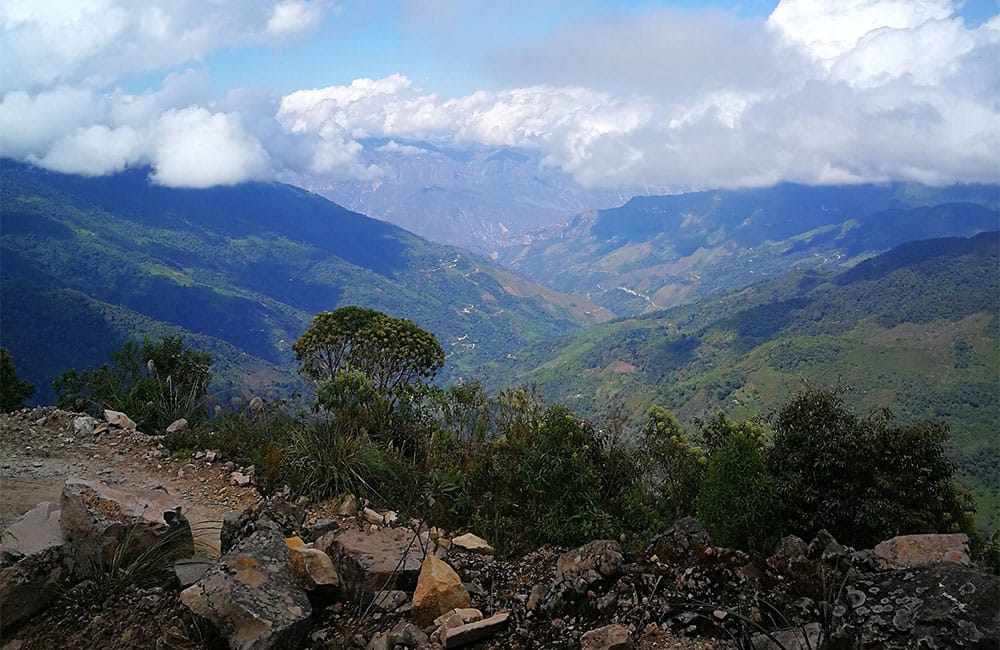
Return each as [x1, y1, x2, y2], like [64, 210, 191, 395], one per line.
[411, 555, 470, 627]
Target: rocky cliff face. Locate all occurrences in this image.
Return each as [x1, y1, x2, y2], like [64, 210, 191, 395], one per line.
[2, 407, 998, 650]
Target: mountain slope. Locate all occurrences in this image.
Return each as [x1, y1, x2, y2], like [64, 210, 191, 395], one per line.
[498, 183, 999, 316]
[490, 233, 1000, 529]
[0, 160, 611, 402]
[310, 139, 642, 254]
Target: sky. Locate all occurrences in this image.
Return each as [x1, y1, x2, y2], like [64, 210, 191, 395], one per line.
[1, 0, 998, 190]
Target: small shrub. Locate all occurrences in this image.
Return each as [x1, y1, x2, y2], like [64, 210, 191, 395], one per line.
[53, 336, 210, 431]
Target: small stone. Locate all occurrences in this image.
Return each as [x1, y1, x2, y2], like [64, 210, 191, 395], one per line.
[451, 533, 494, 555]
[581, 623, 632, 650]
[443, 612, 510, 648]
[166, 418, 188, 433]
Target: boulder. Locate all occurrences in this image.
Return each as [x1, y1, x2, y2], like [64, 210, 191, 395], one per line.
[542, 539, 624, 610]
[581, 623, 632, 650]
[1, 501, 62, 564]
[0, 502, 65, 633]
[873, 533, 971, 570]
[451, 533, 494, 555]
[319, 527, 432, 603]
[59, 478, 193, 577]
[180, 528, 312, 650]
[103, 409, 136, 431]
[837, 563, 998, 648]
[556, 539, 624, 582]
[411, 555, 471, 627]
[165, 418, 188, 433]
[645, 517, 710, 563]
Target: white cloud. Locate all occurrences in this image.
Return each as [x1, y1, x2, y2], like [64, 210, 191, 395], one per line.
[150, 107, 270, 187]
[0, 87, 105, 158]
[0, 0, 331, 93]
[767, 0, 955, 61]
[376, 140, 428, 155]
[32, 124, 144, 176]
[267, 0, 326, 36]
[0, 0, 995, 190]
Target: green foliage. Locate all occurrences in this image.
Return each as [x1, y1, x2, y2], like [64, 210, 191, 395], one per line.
[768, 388, 974, 548]
[295, 307, 444, 453]
[293, 307, 448, 398]
[697, 432, 775, 550]
[53, 336, 211, 431]
[641, 406, 706, 521]
[695, 410, 769, 455]
[0, 347, 35, 410]
[281, 421, 406, 503]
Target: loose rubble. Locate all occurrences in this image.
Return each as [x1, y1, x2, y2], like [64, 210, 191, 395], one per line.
[1, 406, 998, 650]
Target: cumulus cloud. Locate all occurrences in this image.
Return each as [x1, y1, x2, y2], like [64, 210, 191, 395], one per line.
[150, 108, 270, 188]
[267, 0, 327, 36]
[0, 0, 330, 92]
[0, 0, 330, 188]
[32, 125, 144, 176]
[0, 0, 996, 190]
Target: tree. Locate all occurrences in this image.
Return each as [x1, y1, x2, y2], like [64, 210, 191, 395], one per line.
[697, 431, 775, 550]
[696, 410, 769, 455]
[641, 405, 706, 521]
[767, 388, 974, 548]
[293, 307, 444, 406]
[1, 348, 35, 411]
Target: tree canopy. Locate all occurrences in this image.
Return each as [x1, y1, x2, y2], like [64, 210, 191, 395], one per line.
[293, 306, 445, 404]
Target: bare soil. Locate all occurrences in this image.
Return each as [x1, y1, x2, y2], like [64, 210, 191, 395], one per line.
[0, 407, 262, 555]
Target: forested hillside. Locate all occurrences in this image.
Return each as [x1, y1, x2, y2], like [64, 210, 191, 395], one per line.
[491, 232, 1000, 529]
[499, 183, 999, 315]
[0, 161, 610, 402]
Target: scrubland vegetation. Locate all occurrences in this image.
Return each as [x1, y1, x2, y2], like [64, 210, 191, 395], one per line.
[23, 307, 991, 564]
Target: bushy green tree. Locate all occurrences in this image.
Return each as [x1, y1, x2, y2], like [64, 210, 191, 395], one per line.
[768, 388, 974, 548]
[641, 405, 706, 521]
[53, 336, 211, 431]
[697, 431, 775, 550]
[696, 410, 769, 455]
[295, 307, 444, 454]
[294, 307, 444, 405]
[1, 348, 35, 411]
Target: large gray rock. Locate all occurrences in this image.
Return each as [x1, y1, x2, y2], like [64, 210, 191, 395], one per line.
[319, 527, 435, 603]
[180, 528, 312, 650]
[0, 502, 66, 633]
[646, 517, 710, 563]
[542, 540, 624, 611]
[838, 563, 999, 649]
[60, 478, 194, 577]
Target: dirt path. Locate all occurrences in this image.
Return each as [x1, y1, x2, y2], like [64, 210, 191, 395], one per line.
[0, 407, 262, 555]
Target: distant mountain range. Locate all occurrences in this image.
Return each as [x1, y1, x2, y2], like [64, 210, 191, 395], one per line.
[497, 183, 999, 316]
[485, 232, 1000, 529]
[308, 139, 651, 254]
[0, 160, 610, 403]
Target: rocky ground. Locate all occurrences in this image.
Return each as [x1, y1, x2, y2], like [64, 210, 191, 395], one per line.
[1, 407, 998, 650]
[0, 407, 262, 553]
